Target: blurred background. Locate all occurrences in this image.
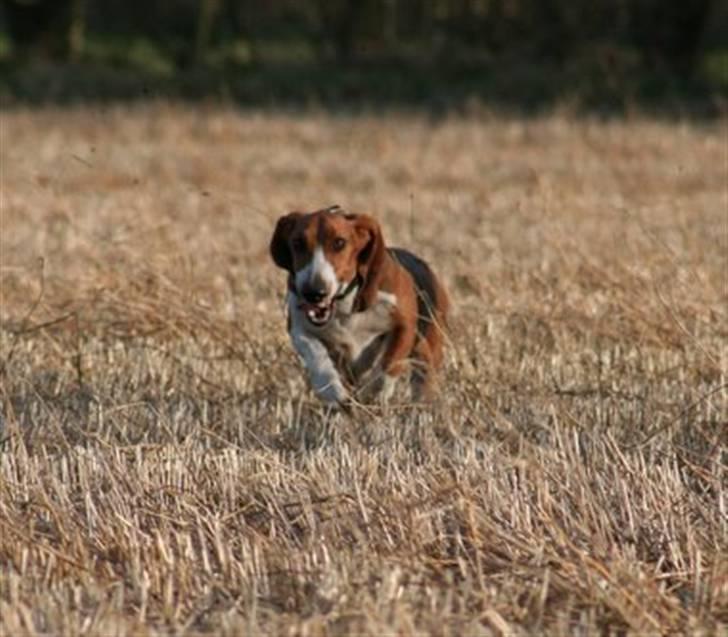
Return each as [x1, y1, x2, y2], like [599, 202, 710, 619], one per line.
[0, 0, 726, 113]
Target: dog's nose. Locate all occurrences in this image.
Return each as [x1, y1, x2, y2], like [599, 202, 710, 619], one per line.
[302, 285, 327, 304]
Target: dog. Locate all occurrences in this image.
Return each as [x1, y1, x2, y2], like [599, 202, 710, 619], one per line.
[270, 205, 449, 407]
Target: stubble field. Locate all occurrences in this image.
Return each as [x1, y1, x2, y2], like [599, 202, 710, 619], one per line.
[0, 105, 726, 635]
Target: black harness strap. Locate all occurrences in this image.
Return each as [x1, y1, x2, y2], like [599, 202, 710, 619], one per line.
[333, 275, 361, 302]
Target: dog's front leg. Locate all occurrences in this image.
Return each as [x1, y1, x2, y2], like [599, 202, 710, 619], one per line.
[289, 326, 348, 405]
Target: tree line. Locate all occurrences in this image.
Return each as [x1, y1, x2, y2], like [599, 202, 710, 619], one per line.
[1, 0, 725, 77]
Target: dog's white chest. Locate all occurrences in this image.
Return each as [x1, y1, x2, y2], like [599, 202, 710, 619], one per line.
[288, 291, 395, 380]
[324, 314, 386, 364]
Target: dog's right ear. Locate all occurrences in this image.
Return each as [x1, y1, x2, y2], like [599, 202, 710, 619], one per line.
[270, 212, 302, 273]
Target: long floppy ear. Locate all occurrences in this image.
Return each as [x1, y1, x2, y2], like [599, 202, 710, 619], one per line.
[353, 214, 387, 310]
[270, 212, 302, 273]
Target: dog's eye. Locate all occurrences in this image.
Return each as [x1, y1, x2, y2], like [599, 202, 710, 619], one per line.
[291, 238, 306, 252]
[332, 237, 346, 251]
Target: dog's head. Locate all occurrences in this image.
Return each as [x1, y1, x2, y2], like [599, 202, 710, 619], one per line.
[270, 205, 385, 325]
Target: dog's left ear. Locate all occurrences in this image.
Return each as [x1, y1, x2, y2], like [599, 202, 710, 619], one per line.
[270, 212, 302, 273]
[353, 214, 387, 310]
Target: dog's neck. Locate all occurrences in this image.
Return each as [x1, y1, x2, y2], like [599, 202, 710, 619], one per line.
[333, 278, 360, 316]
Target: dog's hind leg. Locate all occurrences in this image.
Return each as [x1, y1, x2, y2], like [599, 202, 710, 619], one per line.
[410, 338, 436, 402]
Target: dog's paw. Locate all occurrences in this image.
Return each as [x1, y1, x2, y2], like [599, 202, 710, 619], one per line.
[379, 373, 397, 402]
[315, 379, 349, 406]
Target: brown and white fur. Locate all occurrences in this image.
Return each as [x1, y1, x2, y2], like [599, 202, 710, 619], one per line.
[270, 205, 448, 406]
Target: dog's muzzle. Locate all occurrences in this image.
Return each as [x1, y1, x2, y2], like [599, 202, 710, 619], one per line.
[295, 276, 360, 327]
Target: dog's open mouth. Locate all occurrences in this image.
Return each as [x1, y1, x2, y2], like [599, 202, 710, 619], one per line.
[301, 302, 334, 326]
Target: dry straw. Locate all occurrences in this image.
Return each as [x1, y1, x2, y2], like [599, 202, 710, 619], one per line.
[0, 105, 726, 635]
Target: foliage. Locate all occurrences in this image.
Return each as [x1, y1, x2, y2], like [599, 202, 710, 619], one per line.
[0, 0, 726, 111]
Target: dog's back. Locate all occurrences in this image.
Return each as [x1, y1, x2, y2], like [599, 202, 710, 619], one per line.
[389, 247, 449, 370]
